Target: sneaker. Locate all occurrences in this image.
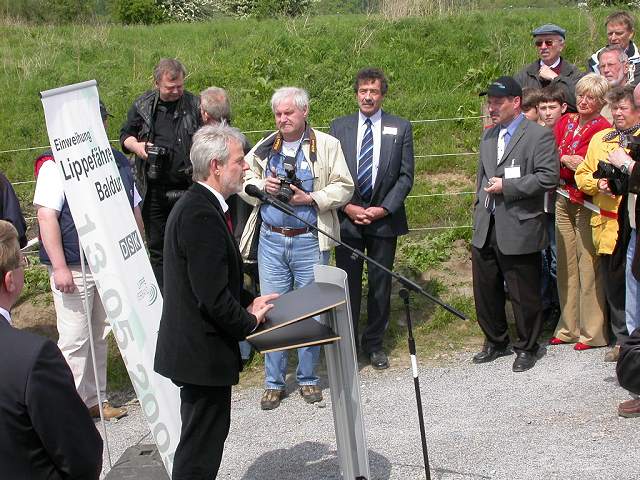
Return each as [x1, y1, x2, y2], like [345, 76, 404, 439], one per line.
[260, 389, 284, 410]
[299, 385, 323, 404]
[88, 401, 127, 420]
[604, 345, 621, 362]
[618, 398, 640, 418]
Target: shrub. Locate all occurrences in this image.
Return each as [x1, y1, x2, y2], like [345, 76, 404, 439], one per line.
[113, 0, 165, 24]
[3, 0, 93, 23]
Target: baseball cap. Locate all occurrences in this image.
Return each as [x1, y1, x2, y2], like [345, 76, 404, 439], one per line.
[479, 76, 523, 98]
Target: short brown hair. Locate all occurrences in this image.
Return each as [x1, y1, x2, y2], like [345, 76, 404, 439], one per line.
[354, 67, 388, 95]
[606, 11, 635, 32]
[200, 87, 231, 123]
[521, 87, 542, 111]
[538, 85, 567, 105]
[153, 58, 186, 83]
[0, 220, 20, 279]
[606, 84, 637, 107]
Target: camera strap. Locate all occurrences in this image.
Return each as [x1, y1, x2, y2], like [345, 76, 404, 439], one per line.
[148, 90, 160, 145]
[269, 124, 317, 164]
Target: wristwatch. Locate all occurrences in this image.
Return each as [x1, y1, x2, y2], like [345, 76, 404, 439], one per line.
[620, 158, 634, 175]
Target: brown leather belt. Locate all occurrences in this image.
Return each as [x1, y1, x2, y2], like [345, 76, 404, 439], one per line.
[265, 224, 311, 237]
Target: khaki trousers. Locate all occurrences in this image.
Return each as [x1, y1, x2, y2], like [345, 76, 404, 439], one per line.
[50, 266, 110, 408]
[554, 196, 607, 345]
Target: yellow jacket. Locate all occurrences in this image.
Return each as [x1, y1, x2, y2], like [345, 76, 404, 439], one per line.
[574, 128, 636, 254]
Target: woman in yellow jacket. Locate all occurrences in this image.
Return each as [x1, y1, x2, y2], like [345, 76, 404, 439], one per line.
[575, 85, 640, 360]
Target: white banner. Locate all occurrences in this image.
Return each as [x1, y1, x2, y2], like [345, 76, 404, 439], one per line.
[40, 80, 180, 474]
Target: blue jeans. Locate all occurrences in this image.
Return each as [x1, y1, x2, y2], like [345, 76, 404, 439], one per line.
[258, 224, 330, 390]
[626, 229, 640, 335]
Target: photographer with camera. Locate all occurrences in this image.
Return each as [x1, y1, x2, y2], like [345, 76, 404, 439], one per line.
[240, 87, 353, 410]
[120, 58, 202, 291]
[575, 84, 640, 362]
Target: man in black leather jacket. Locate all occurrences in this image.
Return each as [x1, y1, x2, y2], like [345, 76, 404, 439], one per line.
[120, 58, 202, 291]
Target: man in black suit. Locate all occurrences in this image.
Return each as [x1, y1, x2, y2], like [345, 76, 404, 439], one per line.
[154, 124, 277, 479]
[0, 220, 103, 479]
[330, 67, 414, 369]
[471, 76, 559, 372]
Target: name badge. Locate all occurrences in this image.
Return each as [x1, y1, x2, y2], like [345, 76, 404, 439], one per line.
[383, 126, 397, 135]
[504, 164, 521, 179]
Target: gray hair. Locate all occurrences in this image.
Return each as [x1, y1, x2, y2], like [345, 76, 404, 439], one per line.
[598, 45, 629, 64]
[153, 58, 186, 83]
[270, 87, 309, 113]
[200, 87, 231, 124]
[190, 125, 246, 182]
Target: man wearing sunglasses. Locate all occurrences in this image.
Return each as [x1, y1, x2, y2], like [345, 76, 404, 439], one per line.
[514, 23, 582, 113]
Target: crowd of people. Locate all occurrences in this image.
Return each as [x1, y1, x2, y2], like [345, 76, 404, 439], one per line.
[2, 10, 640, 480]
[471, 12, 640, 421]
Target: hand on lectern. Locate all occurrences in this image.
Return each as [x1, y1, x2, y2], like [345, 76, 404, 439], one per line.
[248, 293, 279, 328]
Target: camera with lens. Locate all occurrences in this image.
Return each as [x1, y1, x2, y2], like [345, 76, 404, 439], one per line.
[593, 135, 640, 195]
[145, 144, 168, 181]
[275, 155, 304, 203]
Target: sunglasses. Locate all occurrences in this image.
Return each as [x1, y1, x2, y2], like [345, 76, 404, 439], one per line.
[535, 40, 555, 47]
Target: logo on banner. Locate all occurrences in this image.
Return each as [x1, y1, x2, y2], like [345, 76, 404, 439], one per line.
[119, 230, 143, 260]
[137, 277, 159, 306]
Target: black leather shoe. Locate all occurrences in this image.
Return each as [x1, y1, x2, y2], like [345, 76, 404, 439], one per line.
[472, 345, 511, 364]
[370, 350, 389, 370]
[512, 352, 537, 372]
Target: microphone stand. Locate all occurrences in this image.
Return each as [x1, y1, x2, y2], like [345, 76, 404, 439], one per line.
[247, 188, 467, 479]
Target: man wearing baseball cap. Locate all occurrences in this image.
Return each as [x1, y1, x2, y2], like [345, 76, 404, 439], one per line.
[514, 23, 583, 112]
[471, 76, 559, 372]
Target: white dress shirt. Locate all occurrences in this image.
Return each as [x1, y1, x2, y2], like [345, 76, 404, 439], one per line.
[0, 306, 11, 325]
[197, 181, 229, 213]
[356, 109, 382, 188]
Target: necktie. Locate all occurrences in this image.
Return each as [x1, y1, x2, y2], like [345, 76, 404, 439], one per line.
[225, 210, 233, 234]
[497, 128, 509, 163]
[358, 118, 374, 202]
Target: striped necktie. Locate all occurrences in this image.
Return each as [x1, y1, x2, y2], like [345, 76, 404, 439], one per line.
[358, 118, 374, 202]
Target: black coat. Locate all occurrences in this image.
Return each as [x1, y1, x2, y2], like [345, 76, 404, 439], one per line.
[154, 183, 256, 386]
[617, 328, 640, 395]
[0, 317, 103, 479]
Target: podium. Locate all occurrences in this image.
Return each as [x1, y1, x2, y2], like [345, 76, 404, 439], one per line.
[247, 264, 370, 479]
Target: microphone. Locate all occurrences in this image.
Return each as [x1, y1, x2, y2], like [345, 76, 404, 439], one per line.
[244, 184, 294, 214]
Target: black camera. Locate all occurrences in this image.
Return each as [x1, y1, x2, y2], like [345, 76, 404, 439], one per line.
[628, 135, 640, 161]
[275, 155, 304, 203]
[146, 144, 168, 181]
[593, 161, 626, 195]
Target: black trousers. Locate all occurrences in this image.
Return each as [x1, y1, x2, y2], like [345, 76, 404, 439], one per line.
[471, 220, 543, 354]
[335, 235, 397, 353]
[172, 383, 232, 480]
[600, 253, 628, 345]
[142, 184, 176, 293]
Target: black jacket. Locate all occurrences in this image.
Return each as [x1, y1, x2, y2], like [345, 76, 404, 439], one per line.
[617, 328, 640, 395]
[119, 90, 201, 201]
[0, 317, 103, 479]
[0, 173, 27, 248]
[154, 183, 256, 386]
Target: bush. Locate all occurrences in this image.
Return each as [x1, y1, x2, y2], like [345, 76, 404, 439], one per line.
[3, 0, 93, 23]
[219, 0, 318, 18]
[113, 0, 166, 24]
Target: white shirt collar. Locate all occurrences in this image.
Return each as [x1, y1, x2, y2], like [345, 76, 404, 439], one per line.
[540, 57, 561, 69]
[359, 108, 382, 126]
[0, 306, 11, 326]
[197, 181, 228, 213]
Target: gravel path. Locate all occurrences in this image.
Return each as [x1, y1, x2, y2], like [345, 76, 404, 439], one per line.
[99, 345, 639, 480]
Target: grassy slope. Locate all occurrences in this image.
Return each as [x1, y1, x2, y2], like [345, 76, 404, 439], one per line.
[0, 6, 617, 377]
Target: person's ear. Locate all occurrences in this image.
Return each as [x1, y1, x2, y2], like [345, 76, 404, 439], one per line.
[561, 103, 568, 114]
[3, 270, 16, 295]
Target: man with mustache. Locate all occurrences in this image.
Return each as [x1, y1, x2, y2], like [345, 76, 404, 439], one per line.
[329, 67, 414, 370]
[471, 76, 559, 372]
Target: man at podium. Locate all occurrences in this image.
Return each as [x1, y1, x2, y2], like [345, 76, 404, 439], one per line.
[240, 87, 354, 410]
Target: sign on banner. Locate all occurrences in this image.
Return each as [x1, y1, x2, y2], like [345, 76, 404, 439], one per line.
[40, 80, 180, 474]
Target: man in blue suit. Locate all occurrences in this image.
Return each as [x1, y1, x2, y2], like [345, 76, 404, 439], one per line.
[330, 67, 415, 369]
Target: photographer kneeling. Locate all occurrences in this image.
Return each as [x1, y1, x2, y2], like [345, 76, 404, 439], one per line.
[575, 85, 640, 362]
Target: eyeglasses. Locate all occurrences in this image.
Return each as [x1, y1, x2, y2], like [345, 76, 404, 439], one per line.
[535, 40, 555, 47]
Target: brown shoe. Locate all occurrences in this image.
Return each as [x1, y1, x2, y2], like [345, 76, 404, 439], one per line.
[260, 389, 284, 410]
[618, 398, 640, 418]
[88, 401, 127, 420]
[299, 385, 323, 404]
[604, 345, 621, 362]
